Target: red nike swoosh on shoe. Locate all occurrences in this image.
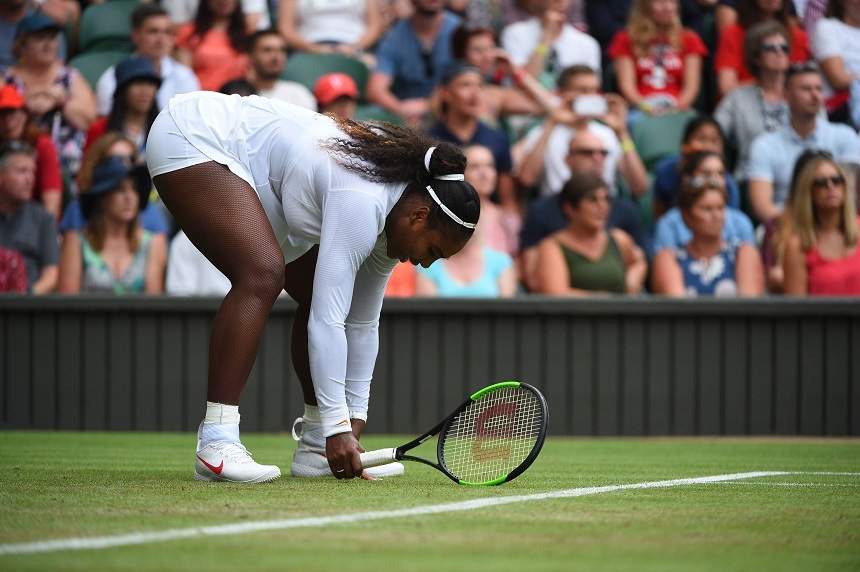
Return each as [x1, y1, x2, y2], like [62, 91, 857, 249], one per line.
[197, 454, 224, 475]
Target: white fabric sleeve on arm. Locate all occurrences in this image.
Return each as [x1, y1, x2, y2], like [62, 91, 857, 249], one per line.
[308, 189, 383, 437]
[343, 238, 396, 421]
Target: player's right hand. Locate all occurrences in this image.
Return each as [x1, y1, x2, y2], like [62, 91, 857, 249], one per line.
[326, 432, 365, 479]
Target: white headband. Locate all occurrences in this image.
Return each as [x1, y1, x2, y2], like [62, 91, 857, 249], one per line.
[424, 146, 465, 181]
[425, 185, 476, 229]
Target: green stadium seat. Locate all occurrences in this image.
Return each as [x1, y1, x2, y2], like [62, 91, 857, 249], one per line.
[69, 51, 130, 90]
[353, 104, 402, 124]
[281, 53, 369, 99]
[630, 109, 698, 172]
[79, 1, 139, 53]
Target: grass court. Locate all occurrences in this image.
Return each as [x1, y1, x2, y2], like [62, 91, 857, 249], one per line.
[1, 432, 858, 571]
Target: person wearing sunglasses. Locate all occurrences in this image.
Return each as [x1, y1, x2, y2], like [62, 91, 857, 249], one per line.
[747, 62, 860, 223]
[517, 65, 648, 201]
[651, 150, 764, 297]
[715, 21, 791, 184]
[782, 150, 860, 295]
[715, 0, 811, 97]
[520, 128, 646, 292]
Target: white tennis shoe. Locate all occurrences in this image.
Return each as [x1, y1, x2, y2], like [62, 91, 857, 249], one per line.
[195, 441, 282, 483]
[290, 417, 404, 479]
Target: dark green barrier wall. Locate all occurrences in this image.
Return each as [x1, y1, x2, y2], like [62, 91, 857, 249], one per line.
[1, 297, 858, 435]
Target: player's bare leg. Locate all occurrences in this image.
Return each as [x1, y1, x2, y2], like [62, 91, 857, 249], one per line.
[154, 163, 282, 484]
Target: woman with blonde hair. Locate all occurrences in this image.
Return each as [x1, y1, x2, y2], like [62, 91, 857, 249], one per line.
[608, 0, 707, 114]
[783, 150, 860, 295]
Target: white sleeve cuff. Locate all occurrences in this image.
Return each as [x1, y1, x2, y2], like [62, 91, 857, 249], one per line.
[320, 406, 353, 438]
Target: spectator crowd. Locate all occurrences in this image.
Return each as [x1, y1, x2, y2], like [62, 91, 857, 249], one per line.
[1, 0, 859, 297]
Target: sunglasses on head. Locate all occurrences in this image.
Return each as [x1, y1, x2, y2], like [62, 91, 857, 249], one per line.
[760, 42, 789, 54]
[0, 140, 34, 157]
[571, 148, 609, 158]
[787, 61, 820, 79]
[689, 175, 724, 190]
[812, 174, 846, 189]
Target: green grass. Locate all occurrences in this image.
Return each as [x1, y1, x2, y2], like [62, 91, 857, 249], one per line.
[1, 432, 859, 571]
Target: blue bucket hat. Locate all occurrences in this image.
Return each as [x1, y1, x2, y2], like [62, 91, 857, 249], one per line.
[80, 157, 151, 220]
[15, 12, 62, 39]
[114, 56, 162, 90]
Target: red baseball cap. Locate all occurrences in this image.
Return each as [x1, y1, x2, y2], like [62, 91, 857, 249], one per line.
[0, 85, 26, 111]
[313, 73, 358, 107]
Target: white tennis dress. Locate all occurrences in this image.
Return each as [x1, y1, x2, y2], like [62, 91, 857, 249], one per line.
[147, 92, 407, 436]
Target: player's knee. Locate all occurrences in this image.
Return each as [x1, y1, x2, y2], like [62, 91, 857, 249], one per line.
[241, 252, 285, 300]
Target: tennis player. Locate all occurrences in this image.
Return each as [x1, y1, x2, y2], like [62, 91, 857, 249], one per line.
[147, 92, 479, 483]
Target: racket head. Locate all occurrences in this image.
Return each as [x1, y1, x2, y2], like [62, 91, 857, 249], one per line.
[436, 381, 548, 486]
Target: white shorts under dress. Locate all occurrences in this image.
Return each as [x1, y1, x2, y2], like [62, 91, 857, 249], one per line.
[146, 109, 215, 180]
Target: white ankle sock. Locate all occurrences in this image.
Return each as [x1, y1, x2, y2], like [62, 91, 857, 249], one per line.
[204, 401, 240, 424]
[303, 404, 320, 422]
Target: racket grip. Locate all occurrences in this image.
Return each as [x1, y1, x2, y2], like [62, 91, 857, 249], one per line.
[360, 448, 398, 468]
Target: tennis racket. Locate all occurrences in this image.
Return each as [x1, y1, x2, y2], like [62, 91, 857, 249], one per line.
[360, 381, 548, 486]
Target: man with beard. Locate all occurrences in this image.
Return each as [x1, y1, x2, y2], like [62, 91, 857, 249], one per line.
[367, 0, 460, 126]
[246, 29, 316, 111]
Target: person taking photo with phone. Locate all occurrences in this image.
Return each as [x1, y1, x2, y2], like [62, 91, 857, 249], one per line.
[515, 65, 648, 201]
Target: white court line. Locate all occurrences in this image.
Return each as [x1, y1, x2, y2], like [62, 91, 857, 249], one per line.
[717, 482, 860, 487]
[1, 470, 858, 556]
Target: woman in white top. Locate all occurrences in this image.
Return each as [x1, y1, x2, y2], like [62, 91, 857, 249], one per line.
[812, 1, 860, 106]
[146, 92, 479, 483]
[277, 0, 384, 56]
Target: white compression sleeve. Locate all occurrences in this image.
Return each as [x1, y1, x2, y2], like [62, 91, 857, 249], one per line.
[344, 237, 396, 421]
[307, 189, 387, 437]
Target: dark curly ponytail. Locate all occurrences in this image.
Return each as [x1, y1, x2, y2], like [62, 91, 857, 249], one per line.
[324, 118, 480, 238]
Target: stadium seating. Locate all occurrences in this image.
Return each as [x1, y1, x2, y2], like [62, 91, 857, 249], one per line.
[354, 104, 403, 124]
[69, 51, 130, 90]
[630, 109, 698, 172]
[281, 53, 369, 100]
[78, 1, 139, 53]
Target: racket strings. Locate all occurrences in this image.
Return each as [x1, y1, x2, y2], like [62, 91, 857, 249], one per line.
[441, 388, 544, 483]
